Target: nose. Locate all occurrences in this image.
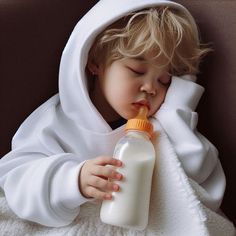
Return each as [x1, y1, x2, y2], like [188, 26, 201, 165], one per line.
[140, 80, 156, 96]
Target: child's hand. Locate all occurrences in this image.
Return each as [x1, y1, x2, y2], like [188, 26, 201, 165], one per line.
[79, 156, 123, 201]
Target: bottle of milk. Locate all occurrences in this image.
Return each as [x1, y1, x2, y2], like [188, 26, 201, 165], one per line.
[100, 106, 156, 230]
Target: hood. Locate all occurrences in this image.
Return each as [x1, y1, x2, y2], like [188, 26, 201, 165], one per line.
[58, 0, 198, 133]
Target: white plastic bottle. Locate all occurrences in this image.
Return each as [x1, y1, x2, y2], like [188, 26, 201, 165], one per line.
[100, 106, 156, 230]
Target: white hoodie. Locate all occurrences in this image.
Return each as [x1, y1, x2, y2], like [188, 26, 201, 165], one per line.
[0, 0, 227, 228]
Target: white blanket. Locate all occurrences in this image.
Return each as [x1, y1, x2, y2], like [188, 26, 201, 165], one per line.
[0, 133, 235, 236]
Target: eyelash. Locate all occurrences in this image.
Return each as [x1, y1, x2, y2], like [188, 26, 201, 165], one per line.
[158, 80, 170, 86]
[128, 67, 170, 86]
[158, 76, 171, 86]
[128, 67, 145, 76]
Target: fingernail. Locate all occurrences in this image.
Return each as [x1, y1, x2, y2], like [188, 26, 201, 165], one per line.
[116, 160, 122, 166]
[113, 184, 119, 191]
[105, 194, 112, 200]
[116, 173, 122, 180]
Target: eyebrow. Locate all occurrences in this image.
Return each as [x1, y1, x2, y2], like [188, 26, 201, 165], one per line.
[129, 57, 170, 72]
[132, 57, 146, 61]
[131, 57, 156, 66]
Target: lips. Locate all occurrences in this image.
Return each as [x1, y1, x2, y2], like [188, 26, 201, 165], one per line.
[132, 100, 150, 110]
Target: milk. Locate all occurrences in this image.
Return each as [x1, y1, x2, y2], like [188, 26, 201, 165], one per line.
[100, 106, 156, 230]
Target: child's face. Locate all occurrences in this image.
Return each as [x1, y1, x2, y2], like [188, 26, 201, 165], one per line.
[91, 54, 170, 121]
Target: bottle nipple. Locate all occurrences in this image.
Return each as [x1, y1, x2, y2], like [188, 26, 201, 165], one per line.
[125, 106, 153, 137]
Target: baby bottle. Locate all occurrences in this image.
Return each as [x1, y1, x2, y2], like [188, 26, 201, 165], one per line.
[100, 106, 156, 230]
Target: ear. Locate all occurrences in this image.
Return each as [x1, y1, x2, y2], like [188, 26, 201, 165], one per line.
[87, 59, 99, 75]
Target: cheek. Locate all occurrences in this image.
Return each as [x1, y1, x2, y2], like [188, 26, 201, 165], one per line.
[160, 88, 168, 101]
[150, 88, 168, 114]
[106, 76, 137, 98]
[104, 79, 123, 95]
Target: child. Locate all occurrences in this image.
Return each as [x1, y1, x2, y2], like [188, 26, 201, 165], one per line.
[0, 0, 234, 234]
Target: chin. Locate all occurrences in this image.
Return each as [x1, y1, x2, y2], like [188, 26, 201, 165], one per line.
[148, 109, 158, 117]
[120, 111, 138, 120]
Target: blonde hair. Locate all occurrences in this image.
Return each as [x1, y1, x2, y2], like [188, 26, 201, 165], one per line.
[88, 6, 211, 76]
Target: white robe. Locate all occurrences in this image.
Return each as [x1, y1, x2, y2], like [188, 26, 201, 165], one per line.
[0, 0, 235, 235]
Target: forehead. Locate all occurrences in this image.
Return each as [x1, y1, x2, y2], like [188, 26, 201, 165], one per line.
[128, 52, 170, 71]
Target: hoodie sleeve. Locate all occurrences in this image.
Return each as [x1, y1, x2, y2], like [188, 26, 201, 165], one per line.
[0, 97, 91, 227]
[154, 76, 226, 212]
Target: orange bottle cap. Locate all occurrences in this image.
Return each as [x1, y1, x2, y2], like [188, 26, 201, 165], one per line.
[125, 106, 153, 137]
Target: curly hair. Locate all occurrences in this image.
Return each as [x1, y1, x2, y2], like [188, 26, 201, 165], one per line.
[87, 6, 211, 76]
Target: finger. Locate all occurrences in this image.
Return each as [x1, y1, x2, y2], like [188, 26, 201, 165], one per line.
[88, 175, 120, 192]
[86, 186, 113, 200]
[94, 156, 122, 167]
[92, 166, 123, 180]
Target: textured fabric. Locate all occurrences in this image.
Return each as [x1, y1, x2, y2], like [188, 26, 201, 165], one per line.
[1, 0, 236, 224]
[0, 0, 235, 233]
[0, 131, 235, 235]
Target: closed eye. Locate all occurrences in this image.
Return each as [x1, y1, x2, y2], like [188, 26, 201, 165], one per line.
[158, 80, 169, 86]
[127, 67, 145, 76]
[158, 76, 171, 86]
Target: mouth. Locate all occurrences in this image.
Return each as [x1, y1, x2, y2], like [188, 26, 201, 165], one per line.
[132, 100, 150, 110]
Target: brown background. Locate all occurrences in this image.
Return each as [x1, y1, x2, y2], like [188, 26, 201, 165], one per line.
[0, 0, 235, 225]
